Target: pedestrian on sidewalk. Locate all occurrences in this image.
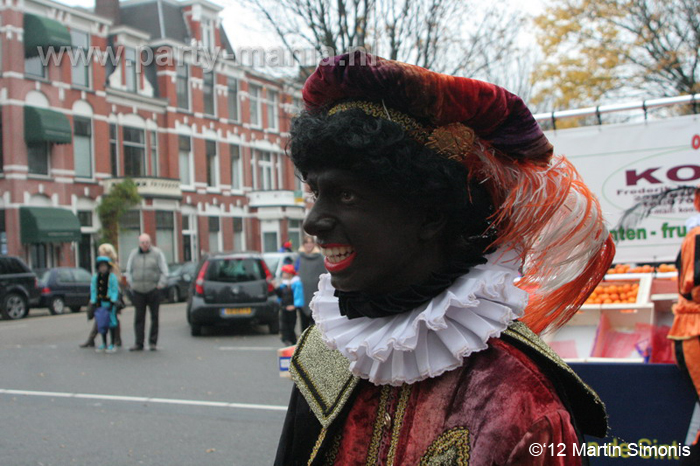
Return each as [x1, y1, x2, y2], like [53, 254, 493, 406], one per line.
[276, 264, 304, 346]
[90, 256, 119, 353]
[80, 243, 123, 348]
[294, 235, 326, 331]
[125, 233, 168, 351]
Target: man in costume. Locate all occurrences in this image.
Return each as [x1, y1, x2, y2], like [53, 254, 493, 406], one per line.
[276, 51, 614, 465]
[670, 187, 700, 464]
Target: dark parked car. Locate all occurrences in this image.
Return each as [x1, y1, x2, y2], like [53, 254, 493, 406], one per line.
[0, 256, 40, 320]
[36, 267, 92, 315]
[187, 253, 279, 336]
[163, 262, 196, 303]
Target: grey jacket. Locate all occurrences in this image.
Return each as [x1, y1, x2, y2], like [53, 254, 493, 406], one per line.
[125, 246, 168, 294]
[296, 252, 327, 316]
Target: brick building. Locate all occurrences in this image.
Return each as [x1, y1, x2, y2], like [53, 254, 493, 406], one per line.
[0, 0, 306, 271]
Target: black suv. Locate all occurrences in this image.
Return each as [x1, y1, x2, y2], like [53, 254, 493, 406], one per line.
[186, 253, 280, 336]
[0, 256, 40, 320]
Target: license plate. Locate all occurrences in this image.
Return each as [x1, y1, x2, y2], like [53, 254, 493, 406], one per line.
[221, 307, 252, 316]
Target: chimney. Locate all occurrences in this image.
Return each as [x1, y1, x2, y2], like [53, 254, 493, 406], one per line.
[95, 0, 121, 24]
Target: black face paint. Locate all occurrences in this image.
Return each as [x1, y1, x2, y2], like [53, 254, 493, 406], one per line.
[304, 168, 446, 295]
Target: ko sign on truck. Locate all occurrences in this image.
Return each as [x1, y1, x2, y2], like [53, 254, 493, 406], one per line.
[544, 113, 700, 263]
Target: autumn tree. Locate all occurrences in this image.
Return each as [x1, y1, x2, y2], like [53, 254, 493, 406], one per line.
[238, 0, 525, 82]
[532, 0, 700, 110]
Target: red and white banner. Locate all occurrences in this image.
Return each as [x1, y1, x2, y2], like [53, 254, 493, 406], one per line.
[544, 114, 700, 263]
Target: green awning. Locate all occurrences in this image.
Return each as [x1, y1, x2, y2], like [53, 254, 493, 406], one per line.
[25, 106, 72, 145]
[20, 207, 81, 244]
[24, 14, 72, 58]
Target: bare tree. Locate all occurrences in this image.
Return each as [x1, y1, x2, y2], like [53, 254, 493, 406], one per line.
[237, 0, 527, 82]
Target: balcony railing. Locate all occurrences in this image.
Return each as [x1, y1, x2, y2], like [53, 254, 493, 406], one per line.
[101, 177, 182, 199]
[247, 190, 305, 208]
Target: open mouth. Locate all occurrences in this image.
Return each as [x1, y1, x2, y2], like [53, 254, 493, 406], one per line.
[318, 244, 357, 272]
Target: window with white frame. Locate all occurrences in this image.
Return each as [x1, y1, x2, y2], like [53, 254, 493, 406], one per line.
[176, 62, 189, 110]
[276, 152, 284, 189]
[206, 140, 218, 187]
[178, 136, 192, 186]
[28, 143, 49, 175]
[123, 126, 145, 177]
[233, 217, 244, 252]
[25, 55, 45, 78]
[182, 214, 197, 262]
[249, 84, 261, 127]
[230, 144, 241, 190]
[288, 219, 302, 251]
[208, 216, 220, 253]
[118, 210, 141, 266]
[257, 151, 273, 190]
[109, 123, 119, 176]
[201, 18, 215, 52]
[124, 47, 137, 92]
[149, 130, 158, 177]
[227, 77, 239, 121]
[70, 30, 90, 88]
[73, 116, 92, 178]
[203, 71, 215, 116]
[266, 90, 279, 131]
[156, 210, 175, 263]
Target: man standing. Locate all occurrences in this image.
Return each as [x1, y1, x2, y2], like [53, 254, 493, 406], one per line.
[295, 235, 326, 331]
[125, 234, 168, 351]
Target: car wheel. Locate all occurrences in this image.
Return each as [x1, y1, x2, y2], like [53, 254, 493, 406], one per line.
[190, 324, 202, 336]
[268, 317, 280, 335]
[169, 287, 179, 303]
[70, 306, 81, 313]
[49, 296, 66, 315]
[2, 293, 28, 320]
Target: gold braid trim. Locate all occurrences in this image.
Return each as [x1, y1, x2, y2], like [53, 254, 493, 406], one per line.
[419, 427, 471, 466]
[328, 101, 431, 144]
[366, 385, 392, 466]
[386, 384, 412, 466]
[327, 100, 476, 161]
[307, 427, 328, 466]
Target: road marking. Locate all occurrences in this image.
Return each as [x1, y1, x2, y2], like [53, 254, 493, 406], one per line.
[218, 346, 278, 351]
[0, 389, 287, 412]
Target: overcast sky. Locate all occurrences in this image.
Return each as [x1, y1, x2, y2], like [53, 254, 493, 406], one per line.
[58, 0, 545, 52]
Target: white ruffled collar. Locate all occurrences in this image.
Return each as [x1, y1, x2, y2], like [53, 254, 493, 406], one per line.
[310, 249, 529, 386]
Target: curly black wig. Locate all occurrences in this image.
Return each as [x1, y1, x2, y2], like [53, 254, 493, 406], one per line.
[289, 108, 495, 261]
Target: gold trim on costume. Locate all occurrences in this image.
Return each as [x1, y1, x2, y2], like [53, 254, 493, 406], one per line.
[386, 384, 413, 466]
[328, 101, 431, 144]
[327, 100, 475, 161]
[366, 385, 392, 466]
[289, 326, 360, 429]
[307, 427, 328, 466]
[502, 321, 608, 435]
[419, 427, 471, 465]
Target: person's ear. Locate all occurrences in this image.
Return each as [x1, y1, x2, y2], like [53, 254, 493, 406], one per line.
[418, 210, 447, 242]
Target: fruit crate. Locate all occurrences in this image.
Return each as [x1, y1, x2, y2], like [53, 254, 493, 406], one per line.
[545, 275, 654, 362]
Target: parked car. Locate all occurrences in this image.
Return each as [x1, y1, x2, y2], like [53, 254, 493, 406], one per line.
[263, 252, 299, 282]
[187, 253, 279, 336]
[36, 267, 92, 315]
[0, 256, 40, 320]
[163, 262, 196, 303]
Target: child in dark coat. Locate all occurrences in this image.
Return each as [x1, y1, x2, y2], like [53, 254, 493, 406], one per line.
[90, 256, 120, 353]
[276, 264, 304, 346]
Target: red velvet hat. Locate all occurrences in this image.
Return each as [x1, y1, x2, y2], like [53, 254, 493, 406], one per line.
[301, 52, 615, 334]
[281, 264, 296, 275]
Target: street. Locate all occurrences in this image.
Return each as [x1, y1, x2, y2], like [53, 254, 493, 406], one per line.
[0, 303, 293, 466]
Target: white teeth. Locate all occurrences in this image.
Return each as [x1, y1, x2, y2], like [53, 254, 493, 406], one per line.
[320, 246, 355, 263]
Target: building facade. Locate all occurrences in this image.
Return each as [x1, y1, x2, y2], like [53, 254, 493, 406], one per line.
[0, 0, 306, 270]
